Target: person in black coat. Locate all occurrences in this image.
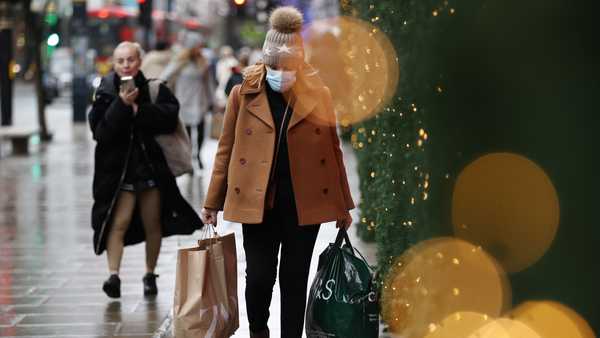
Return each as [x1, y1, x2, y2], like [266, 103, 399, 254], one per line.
[88, 41, 202, 298]
[224, 48, 250, 97]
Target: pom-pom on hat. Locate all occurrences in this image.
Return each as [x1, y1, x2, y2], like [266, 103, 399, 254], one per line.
[262, 6, 305, 68]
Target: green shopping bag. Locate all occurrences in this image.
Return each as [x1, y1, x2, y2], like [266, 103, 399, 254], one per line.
[306, 229, 379, 338]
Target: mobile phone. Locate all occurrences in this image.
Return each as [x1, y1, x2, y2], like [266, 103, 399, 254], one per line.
[120, 76, 136, 93]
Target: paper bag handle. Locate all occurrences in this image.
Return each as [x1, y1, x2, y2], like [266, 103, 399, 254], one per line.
[199, 224, 219, 246]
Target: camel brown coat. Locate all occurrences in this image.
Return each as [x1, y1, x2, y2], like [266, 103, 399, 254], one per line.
[204, 64, 354, 225]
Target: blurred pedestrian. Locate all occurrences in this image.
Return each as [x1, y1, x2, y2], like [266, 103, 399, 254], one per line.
[214, 45, 239, 110]
[201, 7, 354, 338]
[140, 40, 172, 80]
[161, 31, 215, 171]
[224, 47, 251, 97]
[88, 41, 202, 299]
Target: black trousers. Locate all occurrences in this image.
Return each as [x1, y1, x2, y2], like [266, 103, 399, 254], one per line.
[185, 119, 205, 169]
[242, 202, 320, 337]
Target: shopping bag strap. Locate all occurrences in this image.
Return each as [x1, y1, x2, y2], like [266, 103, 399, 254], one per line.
[353, 246, 377, 274]
[198, 224, 219, 246]
[334, 229, 378, 274]
[334, 228, 355, 255]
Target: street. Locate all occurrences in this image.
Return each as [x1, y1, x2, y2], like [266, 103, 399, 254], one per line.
[0, 0, 598, 334]
[0, 83, 375, 338]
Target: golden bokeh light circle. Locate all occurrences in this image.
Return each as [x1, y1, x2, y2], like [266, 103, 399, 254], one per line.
[467, 318, 541, 338]
[452, 153, 560, 273]
[424, 312, 493, 338]
[304, 16, 400, 126]
[510, 301, 596, 338]
[381, 237, 511, 338]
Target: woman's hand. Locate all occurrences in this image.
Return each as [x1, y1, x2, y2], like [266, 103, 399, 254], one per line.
[336, 211, 353, 230]
[201, 208, 218, 226]
[119, 87, 139, 106]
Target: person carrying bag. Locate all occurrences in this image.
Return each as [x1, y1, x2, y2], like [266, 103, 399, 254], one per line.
[160, 30, 215, 171]
[88, 41, 202, 299]
[173, 225, 239, 338]
[305, 229, 379, 338]
[201, 6, 355, 338]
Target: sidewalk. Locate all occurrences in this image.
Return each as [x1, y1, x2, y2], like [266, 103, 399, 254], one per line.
[0, 83, 376, 338]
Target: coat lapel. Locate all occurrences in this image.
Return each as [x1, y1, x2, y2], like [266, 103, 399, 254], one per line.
[287, 65, 324, 130]
[288, 90, 317, 131]
[240, 65, 275, 129]
[246, 91, 275, 129]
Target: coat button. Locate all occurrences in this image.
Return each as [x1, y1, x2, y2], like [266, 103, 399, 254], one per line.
[323, 188, 329, 195]
[235, 187, 241, 194]
[315, 128, 321, 135]
[240, 158, 247, 165]
[320, 158, 326, 165]
[246, 128, 253, 135]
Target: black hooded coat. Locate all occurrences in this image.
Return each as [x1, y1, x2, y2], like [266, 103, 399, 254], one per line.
[88, 71, 202, 255]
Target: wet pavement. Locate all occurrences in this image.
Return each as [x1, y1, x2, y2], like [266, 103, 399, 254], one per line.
[0, 83, 374, 338]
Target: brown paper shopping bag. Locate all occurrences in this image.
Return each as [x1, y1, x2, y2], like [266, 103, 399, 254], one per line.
[173, 230, 238, 338]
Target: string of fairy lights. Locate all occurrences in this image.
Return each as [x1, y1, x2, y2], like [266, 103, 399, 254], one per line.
[338, 2, 597, 337]
[341, 1, 459, 280]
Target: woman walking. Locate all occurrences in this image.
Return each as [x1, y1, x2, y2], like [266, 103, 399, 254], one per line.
[201, 7, 354, 338]
[161, 31, 215, 171]
[89, 41, 202, 298]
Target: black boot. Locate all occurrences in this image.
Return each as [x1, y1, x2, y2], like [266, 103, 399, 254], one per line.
[102, 274, 121, 298]
[143, 273, 159, 296]
[250, 328, 269, 338]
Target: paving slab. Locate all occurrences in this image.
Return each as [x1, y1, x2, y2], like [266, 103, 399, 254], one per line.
[0, 323, 117, 336]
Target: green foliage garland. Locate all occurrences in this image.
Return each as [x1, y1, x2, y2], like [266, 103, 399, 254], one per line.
[347, 0, 450, 277]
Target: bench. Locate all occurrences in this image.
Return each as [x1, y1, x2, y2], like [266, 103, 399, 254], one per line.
[0, 126, 39, 155]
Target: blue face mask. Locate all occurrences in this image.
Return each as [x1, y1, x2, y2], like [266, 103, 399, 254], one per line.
[266, 67, 297, 93]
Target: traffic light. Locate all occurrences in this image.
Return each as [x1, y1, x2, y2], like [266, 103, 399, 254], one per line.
[44, 4, 60, 57]
[47, 33, 59, 47]
[138, 0, 152, 29]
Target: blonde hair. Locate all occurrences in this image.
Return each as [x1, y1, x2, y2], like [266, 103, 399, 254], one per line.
[113, 41, 145, 60]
